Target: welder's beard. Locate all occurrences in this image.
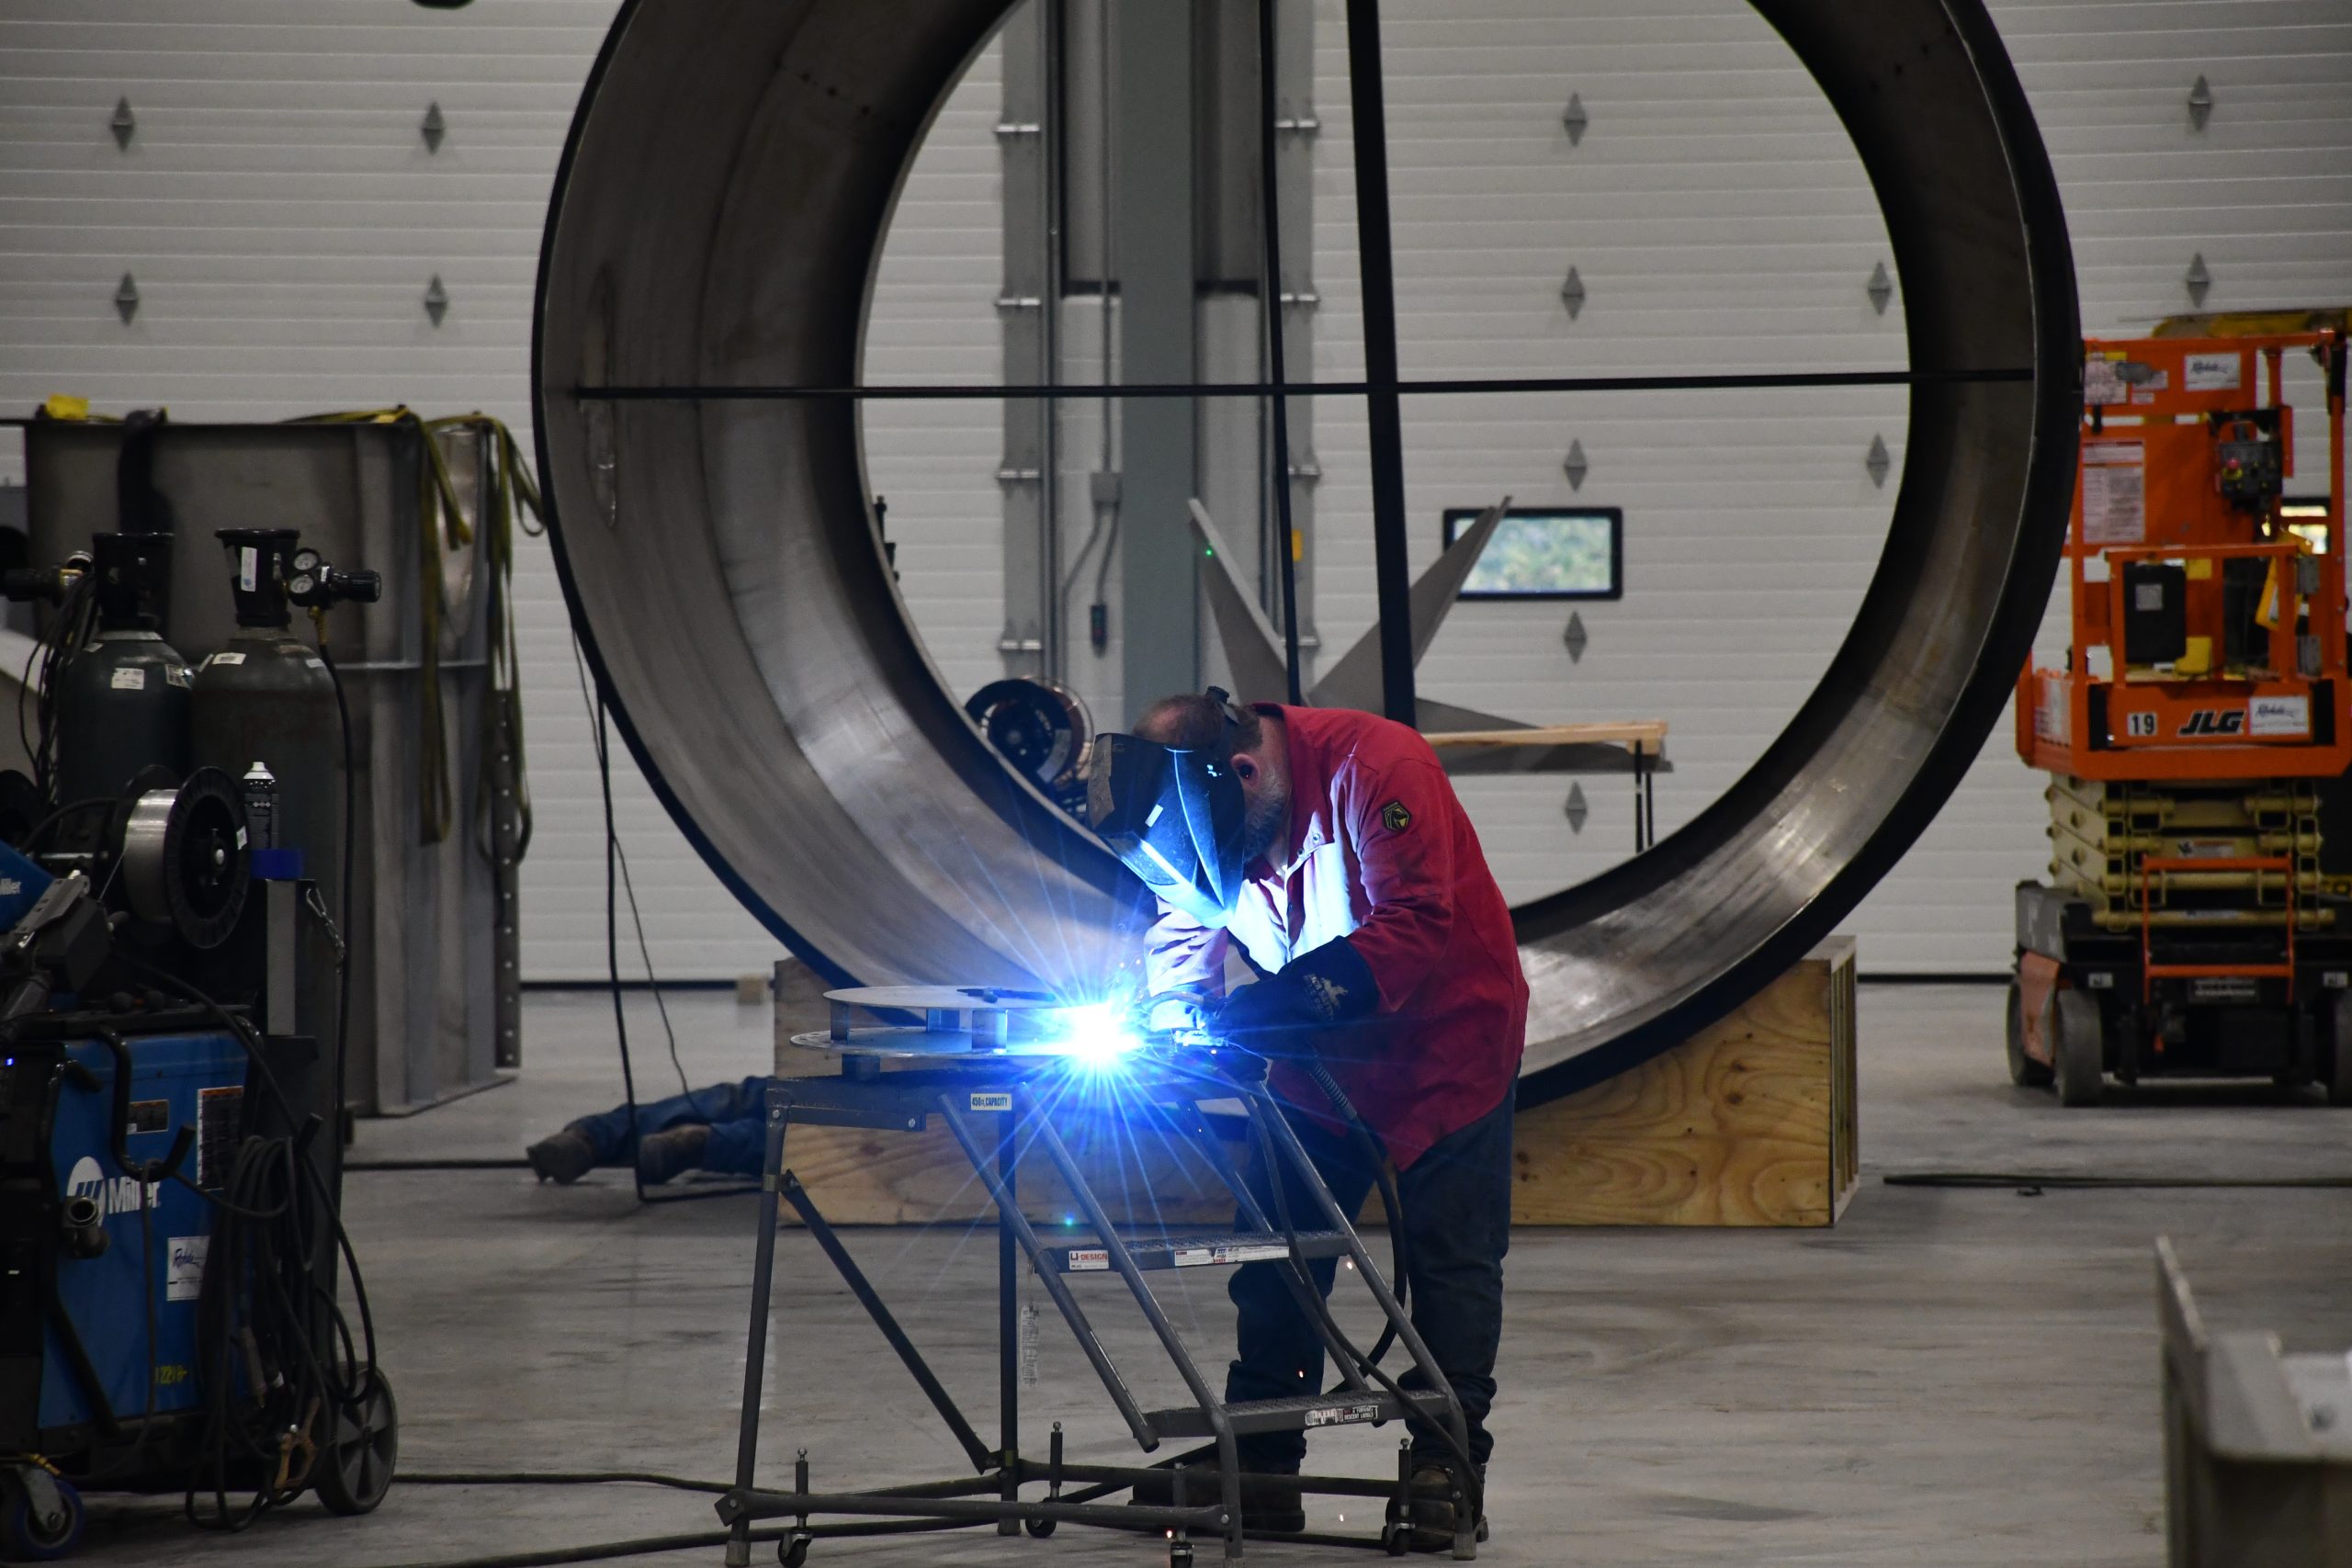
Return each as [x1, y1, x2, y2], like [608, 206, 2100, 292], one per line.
[1239, 780, 1289, 864]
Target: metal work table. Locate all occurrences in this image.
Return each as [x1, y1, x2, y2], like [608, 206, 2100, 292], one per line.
[718, 988, 1478, 1566]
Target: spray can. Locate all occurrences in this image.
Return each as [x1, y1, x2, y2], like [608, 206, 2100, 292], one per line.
[242, 762, 278, 852]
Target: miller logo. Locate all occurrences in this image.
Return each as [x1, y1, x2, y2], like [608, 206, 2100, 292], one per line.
[65, 1156, 158, 1220]
[2180, 709, 2245, 738]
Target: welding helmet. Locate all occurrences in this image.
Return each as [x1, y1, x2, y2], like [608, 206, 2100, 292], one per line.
[1084, 689, 1252, 928]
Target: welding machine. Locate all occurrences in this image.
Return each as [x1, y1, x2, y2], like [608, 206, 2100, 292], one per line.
[0, 779, 391, 1559]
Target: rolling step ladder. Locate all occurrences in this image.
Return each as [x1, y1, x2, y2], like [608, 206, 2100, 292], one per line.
[717, 1050, 1481, 1565]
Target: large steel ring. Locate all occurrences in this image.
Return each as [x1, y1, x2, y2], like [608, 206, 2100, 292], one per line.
[534, 0, 2078, 1097]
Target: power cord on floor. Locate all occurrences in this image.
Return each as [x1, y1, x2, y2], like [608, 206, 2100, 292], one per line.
[1884, 1171, 2352, 1191]
[571, 639, 759, 1207]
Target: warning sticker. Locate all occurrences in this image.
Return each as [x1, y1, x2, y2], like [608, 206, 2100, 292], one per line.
[2034, 674, 2071, 745]
[2081, 442, 2146, 545]
[1171, 1243, 1291, 1269]
[168, 1235, 209, 1303]
[1305, 1401, 1385, 1428]
[2185, 352, 2243, 392]
[197, 1086, 244, 1190]
[164, 664, 191, 688]
[2085, 355, 2129, 407]
[206, 651, 246, 668]
[2249, 694, 2311, 738]
[1066, 1248, 1110, 1272]
[109, 666, 147, 691]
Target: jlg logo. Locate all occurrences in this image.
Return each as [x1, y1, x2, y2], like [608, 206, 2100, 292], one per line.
[2180, 709, 2246, 737]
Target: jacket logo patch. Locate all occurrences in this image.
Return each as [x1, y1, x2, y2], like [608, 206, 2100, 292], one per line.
[1381, 800, 1412, 833]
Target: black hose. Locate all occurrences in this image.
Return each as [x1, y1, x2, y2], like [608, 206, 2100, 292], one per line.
[1299, 1055, 1409, 1367]
[315, 633, 356, 1151]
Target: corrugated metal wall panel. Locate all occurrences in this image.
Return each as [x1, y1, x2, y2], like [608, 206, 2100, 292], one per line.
[0, 3, 1005, 981]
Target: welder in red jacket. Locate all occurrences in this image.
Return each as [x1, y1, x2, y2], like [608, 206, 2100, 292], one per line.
[1090, 690, 1526, 1546]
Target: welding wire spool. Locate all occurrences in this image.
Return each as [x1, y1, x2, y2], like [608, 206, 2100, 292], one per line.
[119, 767, 249, 949]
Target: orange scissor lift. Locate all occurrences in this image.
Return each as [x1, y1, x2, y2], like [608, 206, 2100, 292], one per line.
[2012, 324, 2352, 1105]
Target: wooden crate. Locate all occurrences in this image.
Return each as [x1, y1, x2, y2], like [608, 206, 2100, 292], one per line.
[764, 941, 1859, 1229]
[1507, 937, 1859, 1226]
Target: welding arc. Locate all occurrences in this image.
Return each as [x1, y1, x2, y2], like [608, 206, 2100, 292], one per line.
[534, 0, 2077, 1100]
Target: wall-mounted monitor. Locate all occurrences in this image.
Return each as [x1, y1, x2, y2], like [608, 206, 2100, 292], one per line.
[1442, 507, 1623, 600]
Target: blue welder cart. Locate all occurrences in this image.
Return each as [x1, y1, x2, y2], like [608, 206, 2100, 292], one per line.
[0, 811, 393, 1559]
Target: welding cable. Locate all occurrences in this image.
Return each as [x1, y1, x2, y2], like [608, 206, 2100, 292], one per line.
[360, 1517, 978, 1568]
[315, 628, 357, 1151]
[110, 955, 386, 1529]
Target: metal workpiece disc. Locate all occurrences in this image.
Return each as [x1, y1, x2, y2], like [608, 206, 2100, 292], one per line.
[827, 986, 1066, 1012]
[535, 0, 2077, 1101]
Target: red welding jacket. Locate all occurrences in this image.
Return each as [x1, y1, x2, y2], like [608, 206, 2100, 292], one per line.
[1143, 705, 1528, 1168]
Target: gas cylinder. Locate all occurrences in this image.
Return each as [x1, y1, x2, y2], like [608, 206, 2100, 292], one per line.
[55, 532, 192, 806]
[190, 529, 343, 908]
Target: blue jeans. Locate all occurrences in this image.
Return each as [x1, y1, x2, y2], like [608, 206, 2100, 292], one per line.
[570, 1076, 772, 1175]
[1225, 1089, 1513, 1472]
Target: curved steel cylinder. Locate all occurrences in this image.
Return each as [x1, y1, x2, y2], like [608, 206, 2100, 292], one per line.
[534, 0, 2078, 1095]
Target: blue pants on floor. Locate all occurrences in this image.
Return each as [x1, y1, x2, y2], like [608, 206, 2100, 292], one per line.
[570, 1076, 772, 1175]
[1224, 1088, 1513, 1473]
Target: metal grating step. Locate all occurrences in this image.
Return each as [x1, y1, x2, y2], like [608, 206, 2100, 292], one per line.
[1045, 1231, 1350, 1275]
[1148, 1387, 1452, 1439]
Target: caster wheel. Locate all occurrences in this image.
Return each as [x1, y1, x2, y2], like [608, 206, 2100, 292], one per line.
[313, 1369, 399, 1516]
[1023, 1516, 1057, 1538]
[1381, 1522, 1410, 1557]
[2052, 988, 2104, 1107]
[2007, 979, 2052, 1088]
[0, 1468, 85, 1562]
[777, 1532, 812, 1567]
[1168, 1537, 1195, 1568]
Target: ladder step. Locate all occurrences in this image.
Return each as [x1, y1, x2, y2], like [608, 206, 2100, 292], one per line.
[1148, 1388, 1452, 1439]
[1045, 1231, 1351, 1275]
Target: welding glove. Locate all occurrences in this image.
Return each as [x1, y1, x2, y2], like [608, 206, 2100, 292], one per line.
[1135, 992, 1209, 1035]
[1210, 936, 1378, 1040]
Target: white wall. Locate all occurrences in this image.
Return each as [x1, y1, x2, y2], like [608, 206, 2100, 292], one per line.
[2, 1, 2347, 980]
[0, 1, 1005, 981]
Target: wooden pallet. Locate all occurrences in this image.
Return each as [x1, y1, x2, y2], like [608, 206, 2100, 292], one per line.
[765, 938, 1859, 1229]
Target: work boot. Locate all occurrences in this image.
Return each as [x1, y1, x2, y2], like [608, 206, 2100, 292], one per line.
[1129, 1463, 1305, 1534]
[636, 1123, 711, 1185]
[525, 1125, 598, 1185]
[1403, 1461, 1488, 1553]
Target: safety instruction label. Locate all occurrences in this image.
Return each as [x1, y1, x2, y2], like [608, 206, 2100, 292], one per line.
[2085, 355, 2129, 406]
[197, 1086, 244, 1190]
[2249, 694, 2311, 737]
[1170, 1243, 1291, 1269]
[1066, 1248, 1110, 1272]
[110, 666, 146, 691]
[2185, 352, 2243, 392]
[2081, 441, 2146, 546]
[168, 1235, 209, 1303]
[967, 1092, 1012, 1112]
[164, 664, 190, 688]
[1305, 1401, 1385, 1428]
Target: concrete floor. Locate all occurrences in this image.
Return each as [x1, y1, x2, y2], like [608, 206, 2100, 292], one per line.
[66, 984, 2352, 1568]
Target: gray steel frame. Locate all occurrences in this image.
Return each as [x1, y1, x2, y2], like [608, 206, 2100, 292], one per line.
[718, 1053, 1476, 1565]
